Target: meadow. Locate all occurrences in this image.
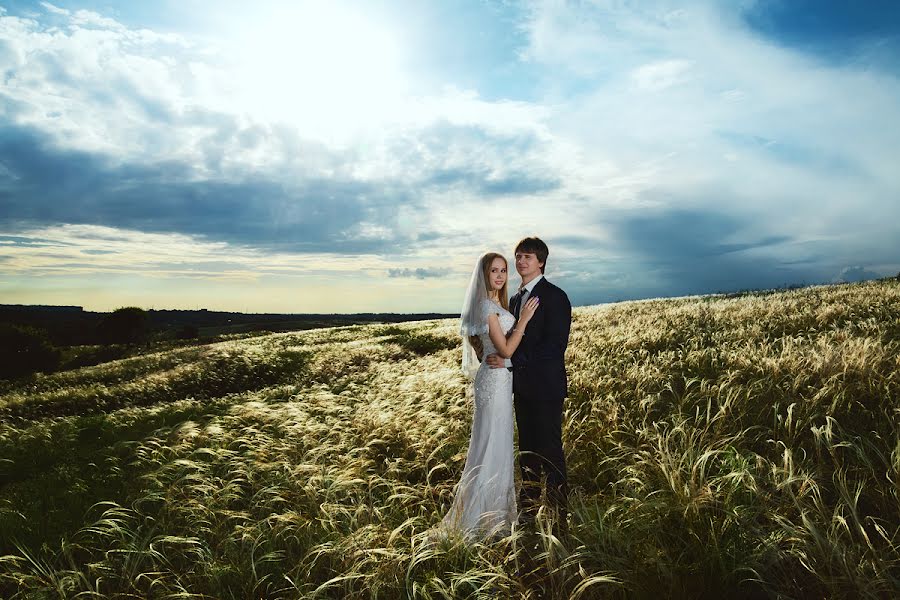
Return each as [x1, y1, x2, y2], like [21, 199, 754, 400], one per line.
[1, 280, 898, 599]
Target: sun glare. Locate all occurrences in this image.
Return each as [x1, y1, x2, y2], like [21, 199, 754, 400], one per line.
[230, 2, 410, 143]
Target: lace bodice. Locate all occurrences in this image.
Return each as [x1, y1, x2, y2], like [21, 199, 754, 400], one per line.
[477, 300, 516, 356]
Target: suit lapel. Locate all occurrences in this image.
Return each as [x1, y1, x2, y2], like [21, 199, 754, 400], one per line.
[529, 277, 548, 305]
[516, 277, 547, 320]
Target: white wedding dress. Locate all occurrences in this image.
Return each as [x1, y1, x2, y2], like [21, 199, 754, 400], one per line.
[437, 299, 517, 541]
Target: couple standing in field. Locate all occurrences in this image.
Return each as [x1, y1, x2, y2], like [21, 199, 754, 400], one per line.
[435, 236, 572, 542]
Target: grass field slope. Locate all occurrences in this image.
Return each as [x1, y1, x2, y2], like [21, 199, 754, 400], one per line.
[1, 280, 899, 599]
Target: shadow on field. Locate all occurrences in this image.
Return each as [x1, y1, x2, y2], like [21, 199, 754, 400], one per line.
[0, 346, 310, 422]
[0, 398, 235, 556]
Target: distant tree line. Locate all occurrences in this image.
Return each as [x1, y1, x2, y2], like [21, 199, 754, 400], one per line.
[0, 303, 457, 381]
[0, 307, 185, 380]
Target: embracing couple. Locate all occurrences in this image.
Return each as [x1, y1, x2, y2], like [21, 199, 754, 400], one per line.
[435, 236, 572, 542]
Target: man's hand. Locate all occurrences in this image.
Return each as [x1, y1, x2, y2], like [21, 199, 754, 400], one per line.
[469, 336, 484, 361]
[485, 353, 506, 369]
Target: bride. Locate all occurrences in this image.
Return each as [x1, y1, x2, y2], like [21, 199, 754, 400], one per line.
[434, 252, 539, 541]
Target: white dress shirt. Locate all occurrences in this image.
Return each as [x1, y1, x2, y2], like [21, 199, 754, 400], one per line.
[505, 274, 544, 368]
[517, 273, 543, 307]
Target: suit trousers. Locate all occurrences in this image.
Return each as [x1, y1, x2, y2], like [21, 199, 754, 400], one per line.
[514, 391, 568, 525]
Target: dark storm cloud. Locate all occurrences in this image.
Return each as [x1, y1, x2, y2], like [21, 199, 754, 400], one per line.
[606, 207, 802, 295]
[546, 205, 817, 307]
[614, 209, 790, 261]
[0, 88, 567, 253]
[0, 122, 415, 253]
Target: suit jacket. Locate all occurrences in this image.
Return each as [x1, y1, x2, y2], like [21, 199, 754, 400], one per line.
[510, 277, 571, 400]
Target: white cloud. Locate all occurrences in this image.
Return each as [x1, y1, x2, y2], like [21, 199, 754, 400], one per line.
[631, 59, 694, 91]
[519, 0, 900, 262]
[0, 3, 558, 186]
[0, 223, 395, 279]
[1, 0, 898, 309]
[39, 2, 69, 16]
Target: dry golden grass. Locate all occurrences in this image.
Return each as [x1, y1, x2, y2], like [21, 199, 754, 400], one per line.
[1, 280, 898, 598]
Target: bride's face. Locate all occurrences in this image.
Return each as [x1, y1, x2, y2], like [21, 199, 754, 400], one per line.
[488, 257, 508, 292]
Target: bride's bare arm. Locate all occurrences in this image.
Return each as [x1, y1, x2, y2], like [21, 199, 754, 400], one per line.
[487, 314, 522, 358]
[486, 297, 539, 358]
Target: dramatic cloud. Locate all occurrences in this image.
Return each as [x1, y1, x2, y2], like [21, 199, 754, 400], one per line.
[0, 122, 418, 253]
[518, 0, 899, 299]
[0, 0, 898, 311]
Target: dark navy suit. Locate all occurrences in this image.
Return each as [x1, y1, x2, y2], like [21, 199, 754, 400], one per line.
[510, 276, 571, 524]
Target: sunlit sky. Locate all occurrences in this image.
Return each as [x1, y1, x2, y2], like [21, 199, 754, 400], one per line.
[1, 0, 898, 313]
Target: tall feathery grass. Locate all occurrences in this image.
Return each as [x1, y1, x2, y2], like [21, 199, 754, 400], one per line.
[1, 280, 898, 598]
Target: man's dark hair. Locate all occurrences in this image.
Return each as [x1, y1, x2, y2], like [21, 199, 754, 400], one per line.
[515, 237, 549, 273]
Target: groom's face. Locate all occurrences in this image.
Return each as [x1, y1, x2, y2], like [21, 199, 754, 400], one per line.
[515, 251, 543, 280]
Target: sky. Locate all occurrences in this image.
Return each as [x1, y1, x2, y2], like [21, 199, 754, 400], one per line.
[0, 0, 898, 313]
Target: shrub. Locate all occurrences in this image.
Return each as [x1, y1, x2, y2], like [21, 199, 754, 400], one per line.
[0, 323, 61, 379]
[176, 324, 200, 340]
[379, 326, 458, 355]
[96, 307, 148, 344]
[60, 345, 132, 370]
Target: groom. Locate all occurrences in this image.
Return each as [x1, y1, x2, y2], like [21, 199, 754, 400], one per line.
[486, 237, 572, 535]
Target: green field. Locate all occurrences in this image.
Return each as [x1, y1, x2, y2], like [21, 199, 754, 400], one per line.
[1, 280, 899, 598]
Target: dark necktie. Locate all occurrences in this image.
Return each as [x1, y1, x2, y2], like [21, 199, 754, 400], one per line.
[514, 288, 526, 318]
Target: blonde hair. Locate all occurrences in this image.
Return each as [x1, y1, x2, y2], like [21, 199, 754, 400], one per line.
[481, 252, 510, 312]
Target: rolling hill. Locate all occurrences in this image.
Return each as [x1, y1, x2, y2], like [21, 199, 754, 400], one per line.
[1, 280, 898, 599]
